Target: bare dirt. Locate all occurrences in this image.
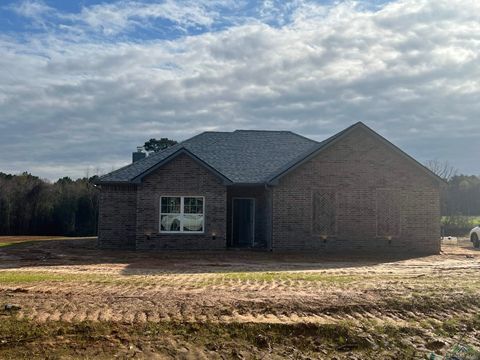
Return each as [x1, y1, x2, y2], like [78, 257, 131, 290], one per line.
[1, 237, 480, 359]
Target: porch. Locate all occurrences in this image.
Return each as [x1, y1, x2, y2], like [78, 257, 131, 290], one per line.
[226, 186, 272, 249]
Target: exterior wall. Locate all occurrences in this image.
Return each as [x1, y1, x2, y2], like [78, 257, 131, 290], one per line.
[272, 126, 441, 255]
[135, 153, 227, 250]
[226, 186, 269, 248]
[97, 184, 137, 249]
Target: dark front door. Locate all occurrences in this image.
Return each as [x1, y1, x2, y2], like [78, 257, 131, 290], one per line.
[232, 198, 255, 247]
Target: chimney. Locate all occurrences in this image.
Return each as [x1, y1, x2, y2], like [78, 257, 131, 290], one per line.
[132, 146, 146, 163]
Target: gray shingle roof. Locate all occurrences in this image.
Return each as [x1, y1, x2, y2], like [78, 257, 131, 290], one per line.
[97, 122, 445, 185]
[97, 130, 320, 184]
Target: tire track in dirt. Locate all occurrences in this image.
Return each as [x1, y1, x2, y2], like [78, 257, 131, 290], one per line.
[2, 242, 480, 328]
[4, 284, 477, 327]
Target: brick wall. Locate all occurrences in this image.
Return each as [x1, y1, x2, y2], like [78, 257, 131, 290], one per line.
[135, 153, 227, 250]
[272, 126, 441, 254]
[97, 184, 137, 249]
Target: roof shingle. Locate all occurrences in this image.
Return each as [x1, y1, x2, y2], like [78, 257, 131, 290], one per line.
[97, 130, 319, 184]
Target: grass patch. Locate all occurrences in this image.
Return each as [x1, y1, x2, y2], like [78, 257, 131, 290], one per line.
[0, 270, 370, 287]
[0, 241, 50, 249]
[3, 313, 480, 358]
[0, 271, 99, 284]
[0, 317, 374, 358]
[221, 271, 366, 283]
[0, 236, 96, 248]
[441, 215, 480, 236]
[0, 242, 18, 248]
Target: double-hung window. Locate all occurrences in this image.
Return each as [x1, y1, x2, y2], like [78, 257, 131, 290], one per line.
[160, 196, 204, 233]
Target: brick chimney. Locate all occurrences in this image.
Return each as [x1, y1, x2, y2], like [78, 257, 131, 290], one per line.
[132, 146, 146, 163]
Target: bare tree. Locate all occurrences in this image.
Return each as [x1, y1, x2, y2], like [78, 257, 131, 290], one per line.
[425, 159, 457, 181]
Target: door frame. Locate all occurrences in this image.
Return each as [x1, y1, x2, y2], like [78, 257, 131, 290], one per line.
[231, 197, 255, 247]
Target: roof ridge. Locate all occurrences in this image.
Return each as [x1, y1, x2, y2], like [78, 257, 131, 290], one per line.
[98, 127, 341, 184]
[283, 130, 319, 144]
[234, 129, 294, 133]
[232, 129, 318, 144]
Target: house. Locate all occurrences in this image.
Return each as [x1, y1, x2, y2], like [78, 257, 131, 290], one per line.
[96, 122, 443, 254]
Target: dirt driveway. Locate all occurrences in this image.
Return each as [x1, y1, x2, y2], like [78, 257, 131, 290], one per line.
[1, 237, 480, 358]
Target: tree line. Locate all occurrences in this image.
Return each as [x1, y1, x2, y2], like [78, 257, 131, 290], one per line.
[1, 171, 479, 237]
[0, 138, 176, 236]
[442, 175, 480, 216]
[0, 148, 479, 236]
[0, 172, 99, 236]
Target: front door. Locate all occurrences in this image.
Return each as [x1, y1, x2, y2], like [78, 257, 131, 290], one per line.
[232, 198, 255, 247]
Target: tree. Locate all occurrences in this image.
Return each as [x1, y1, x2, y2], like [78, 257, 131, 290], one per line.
[425, 159, 457, 181]
[143, 138, 177, 153]
[0, 172, 99, 236]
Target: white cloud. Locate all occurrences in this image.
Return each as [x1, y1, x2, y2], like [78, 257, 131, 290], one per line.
[1, 0, 480, 180]
[8, 0, 53, 19]
[8, 0, 235, 36]
[76, 0, 218, 35]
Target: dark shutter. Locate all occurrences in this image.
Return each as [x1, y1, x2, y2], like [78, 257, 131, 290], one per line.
[376, 189, 401, 236]
[312, 190, 336, 236]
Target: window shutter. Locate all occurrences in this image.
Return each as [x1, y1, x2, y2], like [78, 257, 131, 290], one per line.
[376, 189, 401, 236]
[312, 190, 336, 236]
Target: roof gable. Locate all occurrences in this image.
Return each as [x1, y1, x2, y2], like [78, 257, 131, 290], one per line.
[267, 122, 445, 185]
[97, 130, 318, 184]
[131, 147, 232, 184]
[97, 122, 444, 186]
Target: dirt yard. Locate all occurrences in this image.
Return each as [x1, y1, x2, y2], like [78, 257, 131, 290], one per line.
[1, 237, 480, 359]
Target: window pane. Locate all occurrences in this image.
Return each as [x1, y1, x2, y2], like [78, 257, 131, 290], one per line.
[161, 197, 180, 214]
[183, 214, 204, 232]
[160, 215, 181, 231]
[184, 197, 203, 214]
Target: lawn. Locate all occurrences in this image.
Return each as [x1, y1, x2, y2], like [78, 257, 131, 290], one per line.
[1, 236, 480, 358]
[441, 215, 480, 236]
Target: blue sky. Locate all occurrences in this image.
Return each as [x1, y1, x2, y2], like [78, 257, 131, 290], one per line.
[0, 0, 479, 180]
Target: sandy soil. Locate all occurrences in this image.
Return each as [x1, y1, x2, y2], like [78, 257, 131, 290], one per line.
[0, 237, 479, 323]
[1, 237, 480, 358]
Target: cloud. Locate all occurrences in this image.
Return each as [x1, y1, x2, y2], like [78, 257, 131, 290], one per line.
[7, 0, 238, 37]
[8, 0, 53, 19]
[75, 0, 221, 35]
[0, 0, 480, 180]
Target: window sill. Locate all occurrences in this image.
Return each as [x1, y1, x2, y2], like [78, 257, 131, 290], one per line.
[158, 232, 205, 235]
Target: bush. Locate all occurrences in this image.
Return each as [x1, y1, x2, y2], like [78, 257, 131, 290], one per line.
[441, 215, 480, 236]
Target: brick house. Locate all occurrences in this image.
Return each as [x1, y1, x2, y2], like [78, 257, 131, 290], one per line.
[96, 122, 443, 254]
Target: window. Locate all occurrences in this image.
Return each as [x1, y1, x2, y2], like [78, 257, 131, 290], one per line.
[160, 196, 204, 233]
[312, 190, 336, 236]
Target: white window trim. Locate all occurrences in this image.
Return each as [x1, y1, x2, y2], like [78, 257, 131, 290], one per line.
[159, 196, 205, 234]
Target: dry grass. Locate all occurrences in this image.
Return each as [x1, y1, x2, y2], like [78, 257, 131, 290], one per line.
[1, 236, 480, 358]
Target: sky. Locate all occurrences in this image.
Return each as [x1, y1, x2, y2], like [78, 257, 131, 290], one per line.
[0, 0, 479, 181]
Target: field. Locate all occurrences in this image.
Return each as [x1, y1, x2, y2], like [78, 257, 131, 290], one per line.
[1, 238, 480, 359]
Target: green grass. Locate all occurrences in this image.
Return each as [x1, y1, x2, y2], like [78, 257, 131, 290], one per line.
[0, 236, 96, 248]
[0, 271, 102, 284]
[0, 241, 45, 248]
[441, 215, 480, 224]
[3, 314, 480, 359]
[0, 242, 18, 248]
[0, 317, 375, 358]
[221, 271, 365, 283]
[0, 270, 366, 287]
